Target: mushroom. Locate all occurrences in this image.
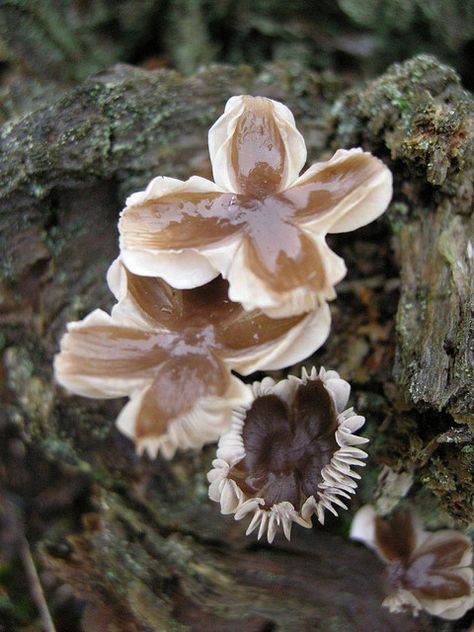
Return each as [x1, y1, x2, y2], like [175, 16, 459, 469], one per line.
[120, 95, 392, 317]
[208, 367, 368, 542]
[54, 260, 331, 458]
[350, 505, 474, 620]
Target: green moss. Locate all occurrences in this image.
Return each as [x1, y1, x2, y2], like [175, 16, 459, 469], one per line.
[387, 201, 410, 233]
[421, 457, 457, 492]
[333, 55, 474, 197]
[0, 0, 160, 84]
[163, 0, 217, 74]
[3, 346, 54, 431]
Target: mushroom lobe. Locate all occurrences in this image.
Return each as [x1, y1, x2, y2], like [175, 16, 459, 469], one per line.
[228, 379, 339, 510]
[375, 513, 472, 602]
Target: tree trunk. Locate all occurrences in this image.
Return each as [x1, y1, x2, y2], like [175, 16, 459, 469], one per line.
[0, 56, 472, 631]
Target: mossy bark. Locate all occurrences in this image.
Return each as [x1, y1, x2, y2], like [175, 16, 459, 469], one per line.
[0, 55, 472, 630]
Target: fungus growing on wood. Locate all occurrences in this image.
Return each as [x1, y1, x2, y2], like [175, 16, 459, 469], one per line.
[350, 505, 474, 620]
[208, 367, 368, 542]
[54, 260, 331, 458]
[120, 95, 392, 317]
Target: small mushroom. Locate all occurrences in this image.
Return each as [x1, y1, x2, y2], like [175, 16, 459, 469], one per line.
[120, 95, 392, 317]
[54, 260, 331, 458]
[350, 505, 474, 620]
[208, 367, 368, 542]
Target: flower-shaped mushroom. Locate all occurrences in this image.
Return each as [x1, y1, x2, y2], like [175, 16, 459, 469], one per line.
[208, 367, 368, 542]
[54, 260, 331, 458]
[350, 505, 474, 620]
[120, 95, 392, 317]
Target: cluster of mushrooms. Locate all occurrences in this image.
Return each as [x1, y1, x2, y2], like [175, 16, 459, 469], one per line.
[55, 95, 473, 620]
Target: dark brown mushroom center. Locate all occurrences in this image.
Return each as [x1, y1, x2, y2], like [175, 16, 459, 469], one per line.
[228, 379, 339, 510]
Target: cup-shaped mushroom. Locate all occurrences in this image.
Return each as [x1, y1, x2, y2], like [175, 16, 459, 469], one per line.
[350, 505, 474, 620]
[208, 367, 368, 542]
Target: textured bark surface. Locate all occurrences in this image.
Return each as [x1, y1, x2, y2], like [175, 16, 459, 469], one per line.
[331, 57, 474, 423]
[0, 56, 473, 630]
